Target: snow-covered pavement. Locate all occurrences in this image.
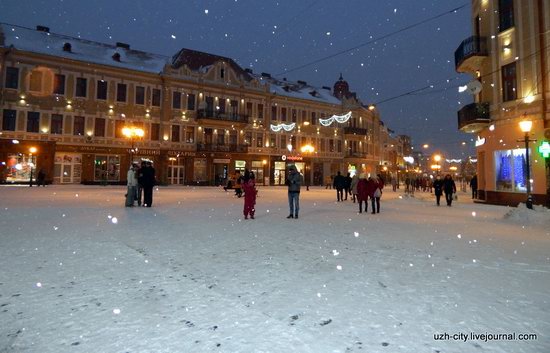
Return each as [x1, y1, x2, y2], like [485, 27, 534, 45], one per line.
[0, 185, 549, 353]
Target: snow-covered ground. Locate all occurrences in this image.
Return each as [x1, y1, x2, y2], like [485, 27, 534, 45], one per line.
[0, 185, 549, 353]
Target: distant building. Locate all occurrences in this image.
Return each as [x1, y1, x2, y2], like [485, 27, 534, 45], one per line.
[455, 0, 549, 206]
[0, 23, 398, 186]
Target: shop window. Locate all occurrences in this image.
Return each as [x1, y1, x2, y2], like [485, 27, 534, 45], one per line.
[5, 153, 36, 182]
[96, 80, 108, 100]
[116, 83, 127, 102]
[135, 86, 145, 105]
[5, 67, 19, 89]
[74, 116, 85, 136]
[2, 109, 17, 131]
[27, 111, 40, 133]
[94, 155, 120, 181]
[495, 149, 531, 192]
[75, 77, 87, 98]
[94, 117, 106, 137]
[193, 158, 207, 182]
[51, 114, 63, 134]
[54, 74, 65, 95]
[152, 88, 161, 107]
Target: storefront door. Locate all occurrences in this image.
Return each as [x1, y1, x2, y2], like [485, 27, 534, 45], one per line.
[274, 161, 286, 185]
[54, 153, 82, 184]
[168, 165, 185, 185]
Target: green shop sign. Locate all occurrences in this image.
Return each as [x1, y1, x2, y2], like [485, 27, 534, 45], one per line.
[538, 141, 550, 158]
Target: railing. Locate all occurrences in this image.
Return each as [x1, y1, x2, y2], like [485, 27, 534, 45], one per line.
[457, 102, 490, 130]
[345, 152, 367, 158]
[196, 143, 249, 152]
[197, 110, 249, 124]
[343, 127, 368, 135]
[454, 36, 488, 70]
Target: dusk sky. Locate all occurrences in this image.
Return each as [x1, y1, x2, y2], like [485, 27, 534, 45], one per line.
[1, 0, 474, 158]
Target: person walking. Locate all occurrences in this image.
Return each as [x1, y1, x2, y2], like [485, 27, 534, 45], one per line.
[470, 174, 478, 199]
[369, 176, 383, 214]
[344, 172, 352, 200]
[333, 171, 346, 202]
[234, 170, 243, 198]
[242, 170, 257, 219]
[324, 175, 333, 189]
[433, 175, 444, 206]
[350, 173, 359, 203]
[391, 176, 397, 192]
[142, 161, 156, 207]
[136, 160, 146, 206]
[356, 173, 369, 213]
[285, 165, 303, 219]
[443, 174, 457, 206]
[125, 164, 138, 207]
[36, 168, 46, 187]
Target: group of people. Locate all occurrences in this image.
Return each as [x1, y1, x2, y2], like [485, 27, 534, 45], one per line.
[432, 174, 457, 206]
[126, 161, 156, 207]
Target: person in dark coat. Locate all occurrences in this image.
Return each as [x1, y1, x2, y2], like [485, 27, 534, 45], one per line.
[344, 172, 352, 200]
[242, 169, 257, 219]
[369, 176, 383, 214]
[470, 174, 478, 199]
[137, 161, 146, 206]
[36, 168, 46, 187]
[333, 171, 346, 202]
[356, 173, 369, 213]
[141, 161, 156, 207]
[286, 165, 303, 219]
[443, 174, 457, 206]
[432, 175, 444, 206]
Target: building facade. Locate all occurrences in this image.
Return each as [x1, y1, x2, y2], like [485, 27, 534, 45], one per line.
[455, 0, 550, 206]
[1, 23, 400, 186]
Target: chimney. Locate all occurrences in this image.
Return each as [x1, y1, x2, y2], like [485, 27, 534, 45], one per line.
[36, 25, 50, 33]
[115, 42, 130, 50]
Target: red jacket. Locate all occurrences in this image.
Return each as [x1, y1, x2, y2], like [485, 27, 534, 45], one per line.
[366, 178, 378, 198]
[357, 179, 369, 202]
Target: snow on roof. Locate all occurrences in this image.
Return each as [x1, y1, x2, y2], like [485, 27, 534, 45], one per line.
[255, 75, 341, 105]
[0, 23, 169, 74]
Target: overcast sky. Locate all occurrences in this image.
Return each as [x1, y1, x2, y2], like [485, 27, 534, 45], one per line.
[1, 0, 475, 158]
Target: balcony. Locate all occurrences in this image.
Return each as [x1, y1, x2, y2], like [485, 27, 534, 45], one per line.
[197, 110, 249, 125]
[458, 102, 490, 133]
[455, 36, 488, 73]
[345, 152, 367, 159]
[343, 127, 368, 136]
[196, 143, 249, 153]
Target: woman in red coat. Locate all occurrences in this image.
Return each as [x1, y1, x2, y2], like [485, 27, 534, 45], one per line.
[356, 173, 369, 213]
[368, 176, 383, 214]
[242, 170, 257, 219]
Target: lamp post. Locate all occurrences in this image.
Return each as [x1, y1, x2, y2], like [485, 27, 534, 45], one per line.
[29, 146, 37, 187]
[122, 126, 145, 165]
[519, 120, 534, 209]
[433, 154, 442, 176]
[300, 144, 315, 191]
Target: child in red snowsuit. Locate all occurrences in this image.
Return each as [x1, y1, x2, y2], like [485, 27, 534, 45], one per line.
[242, 170, 257, 219]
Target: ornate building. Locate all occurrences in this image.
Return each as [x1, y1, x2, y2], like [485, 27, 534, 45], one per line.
[1, 23, 401, 186]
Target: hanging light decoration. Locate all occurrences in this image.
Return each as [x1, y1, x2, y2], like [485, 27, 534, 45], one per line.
[319, 111, 352, 126]
[270, 122, 296, 132]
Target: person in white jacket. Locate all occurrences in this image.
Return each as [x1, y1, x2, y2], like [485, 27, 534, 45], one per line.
[125, 164, 138, 207]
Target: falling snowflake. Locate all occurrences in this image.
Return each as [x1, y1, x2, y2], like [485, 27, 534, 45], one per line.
[113, 308, 121, 314]
[354, 231, 359, 237]
[457, 234, 462, 239]
[171, 34, 176, 39]
[111, 217, 118, 224]
[204, 9, 209, 14]
[332, 250, 340, 256]
[336, 265, 342, 270]
[472, 211, 476, 217]
[36, 282, 42, 288]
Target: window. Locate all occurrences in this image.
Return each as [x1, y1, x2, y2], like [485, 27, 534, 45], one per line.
[244, 132, 252, 146]
[97, 80, 108, 100]
[246, 102, 253, 117]
[220, 68, 225, 79]
[135, 86, 145, 105]
[114, 120, 125, 138]
[229, 130, 237, 145]
[152, 88, 161, 106]
[495, 149, 530, 192]
[51, 114, 63, 134]
[5, 67, 19, 89]
[258, 104, 264, 119]
[171, 125, 180, 142]
[281, 108, 287, 121]
[94, 117, 106, 137]
[185, 126, 194, 143]
[281, 136, 286, 149]
[311, 112, 317, 125]
[292, 109, 297, 122]
[151, 123, 160, 141]
[2, 109, 17, 131]
[499, 0, 514, 32]
[187, 93, 195, 110]
[54, 74, 65, 95]
[217, 129, 225, 145]
[329, 139, 335, 152]
[74, 116, 85, 136]
[218, 99, 226, 114]
[94, 155, 120, 182]
[116, 83, 127, 102]
[337, 140, 342, 153]
[256, 134, 263, 148]
[27, 112, 40, 133]
[172, 91, 181, 109]
[502, 62, 517, 102]
[271, 105, 277, 120]
[29, 71, 43, 92]
[230, 100, 238, 117]
[75, 77, 87, 98]
[269, 134, 276, 148]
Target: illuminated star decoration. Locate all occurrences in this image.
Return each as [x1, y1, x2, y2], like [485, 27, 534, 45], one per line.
[270, 123, 296, 132]
[319, 111, 352, 127]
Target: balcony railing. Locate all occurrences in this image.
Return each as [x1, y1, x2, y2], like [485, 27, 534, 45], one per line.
[458, 102, 490, 133]
[455, 36, 488, 73]
[345, 152, 367, 158]
[343, 127, 368, 135]
[196, 143, 249, 152]
[197, 110, 249, 124]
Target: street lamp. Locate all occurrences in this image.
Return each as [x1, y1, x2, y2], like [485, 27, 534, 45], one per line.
[29, 146, 37, 187]
[433, 154, 442, 175]
[122, 126, 145, 164]
[519, 120, 534, 209]
[300, 144, 315, 191]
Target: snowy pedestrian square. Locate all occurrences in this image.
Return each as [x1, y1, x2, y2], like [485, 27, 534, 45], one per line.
[0, 185, 549, 353]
